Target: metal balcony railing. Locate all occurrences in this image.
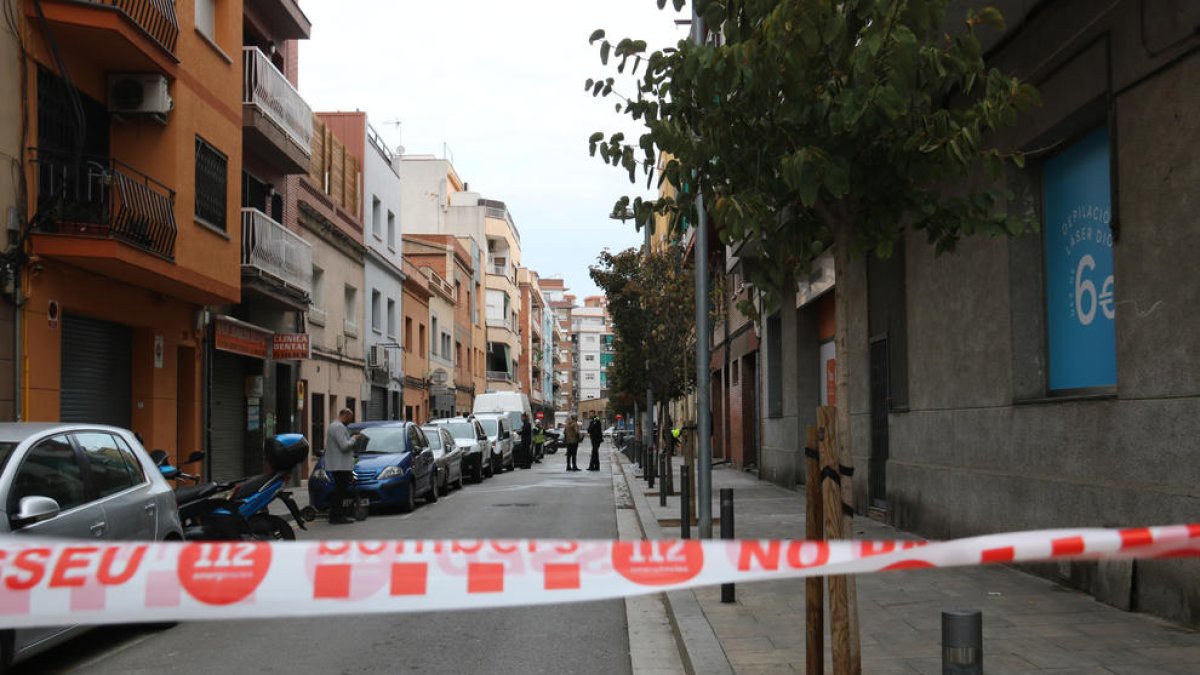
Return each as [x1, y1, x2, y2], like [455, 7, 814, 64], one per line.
[486, 370, 514, 382]
[240, 208, 313, 294]
[31, 148, 177, 259]
[242, 46, 313, 153]
[80, 0, 180, 53]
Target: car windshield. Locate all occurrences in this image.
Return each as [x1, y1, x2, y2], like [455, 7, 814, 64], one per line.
[356, 427, 408, 454]
[478, 418, 499, 436]
[442, 422, 477, 440]
[422, 429, 443, 450]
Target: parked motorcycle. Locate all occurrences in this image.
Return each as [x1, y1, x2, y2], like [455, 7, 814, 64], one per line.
[153, 434, 310, 541]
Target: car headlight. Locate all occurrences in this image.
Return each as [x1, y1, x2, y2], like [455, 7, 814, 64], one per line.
[311, 468, 329, 482]
[377, 465, 405, 480]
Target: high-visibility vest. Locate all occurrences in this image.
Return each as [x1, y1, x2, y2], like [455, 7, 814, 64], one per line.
[533, 427, 545, 444]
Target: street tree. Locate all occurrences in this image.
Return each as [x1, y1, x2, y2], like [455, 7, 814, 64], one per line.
[590, 246, 696, 426]
[586, 0, 1039, 483]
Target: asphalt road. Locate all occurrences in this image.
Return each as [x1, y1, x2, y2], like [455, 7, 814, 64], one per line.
[14, 447, 630, 675]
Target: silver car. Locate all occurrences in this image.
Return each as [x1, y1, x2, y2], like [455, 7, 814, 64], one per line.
[0, 423, 184, 669]
[428, 418, 490, 483]
[472, 413, 514, 475]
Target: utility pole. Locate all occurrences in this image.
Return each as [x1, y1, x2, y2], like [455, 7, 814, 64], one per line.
[691, 5, 713, 539]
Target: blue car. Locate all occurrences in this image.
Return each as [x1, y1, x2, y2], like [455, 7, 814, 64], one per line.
[308, 421, 437, 513]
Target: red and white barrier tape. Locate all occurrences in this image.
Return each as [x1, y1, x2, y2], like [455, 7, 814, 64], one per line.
[0, 524, 1196, 628]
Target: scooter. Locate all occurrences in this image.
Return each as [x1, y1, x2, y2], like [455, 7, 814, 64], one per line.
[154, 434, 310, 541]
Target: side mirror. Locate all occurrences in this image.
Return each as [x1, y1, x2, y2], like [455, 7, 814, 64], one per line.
[14, 496, 61, 527]
[185, 450, 205, 464]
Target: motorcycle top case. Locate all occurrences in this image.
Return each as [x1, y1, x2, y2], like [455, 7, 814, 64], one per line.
[265, 433, 309, 471]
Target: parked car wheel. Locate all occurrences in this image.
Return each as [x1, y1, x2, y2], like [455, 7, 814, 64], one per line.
[426, 469, 439, 504]
[438, 469, 450, 496]
[472, 458, 484, 483]
[300, 505, 319, 522]
[249, 514, 294, 541]
[399, 478, 416, 513]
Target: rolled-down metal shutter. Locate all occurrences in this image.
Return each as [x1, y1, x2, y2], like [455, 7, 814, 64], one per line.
[61, 314, 131, 428]
[210, 352, 246, 482]
[368, 386, 387, 420]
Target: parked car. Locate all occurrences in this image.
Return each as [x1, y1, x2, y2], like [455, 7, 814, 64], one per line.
[421, 425, 464, 495]
[0, 423, 184, 671]
[308, 421, 437, 514]
[428, 417, 490, 482]
[603, 425, 616, 442]
[471, 413, 514, 474]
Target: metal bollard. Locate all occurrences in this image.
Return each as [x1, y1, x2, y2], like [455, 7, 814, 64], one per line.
[648, 448, 656, 489]
[680, 465, 691, 539]
[942, 609, 982, 674]
[665, 452, 674, 497]
[720, 488, 735, 603]
[660, 453, 668, 506]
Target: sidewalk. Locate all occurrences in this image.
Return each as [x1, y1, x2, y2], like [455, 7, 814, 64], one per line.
[613, 451, 1200, 675]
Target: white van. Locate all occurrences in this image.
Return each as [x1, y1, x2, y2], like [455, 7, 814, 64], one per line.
[472, 391, 532, 436]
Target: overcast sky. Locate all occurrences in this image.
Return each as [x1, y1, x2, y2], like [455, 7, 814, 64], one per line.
[298, 0, 690, 299]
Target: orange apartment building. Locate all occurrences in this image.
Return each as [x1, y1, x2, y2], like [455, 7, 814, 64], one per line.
[15, 0, 248, 466]
[400, 257, 430, 422]
[405, 234, 477, 414]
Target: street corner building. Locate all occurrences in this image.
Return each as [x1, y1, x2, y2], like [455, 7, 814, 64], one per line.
[745, 1, 1200, 626]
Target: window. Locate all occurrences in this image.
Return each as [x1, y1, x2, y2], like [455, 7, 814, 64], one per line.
[405, 317, 413, 351]
[76, 432, 143, 497]
[12, 435, 87, 511]
[371, 290, 382, 333]
[387, 211, 396, 248]
[387, 299, 396, 337]
[431, 317, 439, 355]
[584, 354, 595, 362]
[311, 267, 325, 310]
[585, 373, 595, 381]
[442, 333, 451, 359]
[1042, 127, 1116, 391]
[344, 286, 358, 336]
[195, 0, 215, 39]
[195, 137, 227, 230]
[455, 341, 462, 366]
[766, 312, 783, 417]
[372, 196, 382, 239]
[419, 324, 426, 357]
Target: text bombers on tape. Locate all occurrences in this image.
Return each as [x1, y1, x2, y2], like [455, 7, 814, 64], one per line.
[0, 523, 1195, 628]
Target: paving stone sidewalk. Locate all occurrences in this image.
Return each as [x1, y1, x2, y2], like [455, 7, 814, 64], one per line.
[616, 453, 1200, 674]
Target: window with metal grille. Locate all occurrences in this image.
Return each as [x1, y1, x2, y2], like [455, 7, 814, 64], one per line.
[195, 137, 227, 230]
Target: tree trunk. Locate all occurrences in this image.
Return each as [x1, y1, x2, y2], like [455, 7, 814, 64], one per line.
[832, 225, 862, 674]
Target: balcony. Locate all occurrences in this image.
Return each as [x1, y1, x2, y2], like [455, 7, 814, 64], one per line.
[30, 148, 177, 260]
[486, 316, 520, 335]
[486, 370, 514, 383]
[242, 46, 312, 174]
[240, 208, 312, 308]
[252, 0, 311, 40]
[31, 0, 180, 73]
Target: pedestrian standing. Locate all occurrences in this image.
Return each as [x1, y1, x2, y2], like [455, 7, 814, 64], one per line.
[325, 407, 364, 524]
[532, 421, 545, 463]
[564, 414, 581, 472]
[586, 415, 603, 471]
[518, 412, 533, 469]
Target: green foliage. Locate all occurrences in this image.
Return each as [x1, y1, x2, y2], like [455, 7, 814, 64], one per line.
[588, 0, 1040, 306]
[590, 246, 696, 409]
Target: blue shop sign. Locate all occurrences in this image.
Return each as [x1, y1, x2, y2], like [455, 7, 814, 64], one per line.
[1043, 128, 1116, 391]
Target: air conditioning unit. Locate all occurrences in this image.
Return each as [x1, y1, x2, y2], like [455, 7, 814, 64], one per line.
[368, 345, 384, 368]
[107, 74, 173, 115]
[335, 334, 348, 353]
